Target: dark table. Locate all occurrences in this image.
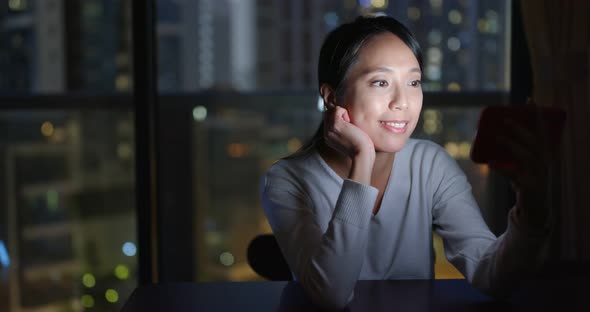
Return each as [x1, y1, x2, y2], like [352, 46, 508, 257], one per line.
[122, 261, 589, 311]
[121, 279, 512, 311]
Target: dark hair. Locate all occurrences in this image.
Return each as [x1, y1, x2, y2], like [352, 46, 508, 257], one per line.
[288, 15, 423, 158]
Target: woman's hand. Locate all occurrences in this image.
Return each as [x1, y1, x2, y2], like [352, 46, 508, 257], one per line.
[324, 103, 375, 183]
[489, 115, 554, 231]
[324, 103, 374, 158]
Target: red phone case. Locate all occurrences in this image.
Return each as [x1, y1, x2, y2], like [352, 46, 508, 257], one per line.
[470, 106, 566, 166]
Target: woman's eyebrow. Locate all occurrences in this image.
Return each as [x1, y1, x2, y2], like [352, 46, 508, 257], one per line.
[361, 66, 422, 75]
[362, 66, 394, 75]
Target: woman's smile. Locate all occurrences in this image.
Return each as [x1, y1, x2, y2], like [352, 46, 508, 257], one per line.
[379, 120, 409, 133]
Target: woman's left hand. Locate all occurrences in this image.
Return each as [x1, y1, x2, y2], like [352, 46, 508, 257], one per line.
[489, 114, 555, 230]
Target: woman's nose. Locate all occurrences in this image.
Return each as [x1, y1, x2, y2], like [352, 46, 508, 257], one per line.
[390, 92, 409, 110]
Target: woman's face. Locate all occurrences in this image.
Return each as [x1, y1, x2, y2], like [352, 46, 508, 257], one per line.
[340, 32, 423, 153]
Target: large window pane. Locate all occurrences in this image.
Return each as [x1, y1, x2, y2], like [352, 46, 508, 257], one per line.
[156, 0, 510, 93]
[0, 0, 137, 311]
[0, 110, 136, 311]
[0, 0, 132, 93]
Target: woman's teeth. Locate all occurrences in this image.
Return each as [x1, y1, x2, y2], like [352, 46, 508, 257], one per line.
[381, 121, 407, 128]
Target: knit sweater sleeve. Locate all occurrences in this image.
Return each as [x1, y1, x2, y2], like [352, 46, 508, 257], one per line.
[430, 146, 549, 296]
[261, 166, 378, 310]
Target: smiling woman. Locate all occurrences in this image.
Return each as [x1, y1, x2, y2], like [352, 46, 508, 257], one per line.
[325, 31, 423, 154]
[260, 15, 551, 310]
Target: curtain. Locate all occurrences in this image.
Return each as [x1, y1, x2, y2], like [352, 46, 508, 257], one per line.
[520, 0, 590, 260]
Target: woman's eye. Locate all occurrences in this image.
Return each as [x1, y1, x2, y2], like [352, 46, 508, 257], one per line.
[371, 80, 388, 87]
[409, 80, 422, 87]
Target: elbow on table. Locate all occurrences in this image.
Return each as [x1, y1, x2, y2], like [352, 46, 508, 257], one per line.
[302, 278, 354, 310]
[310, 289, 353, 311]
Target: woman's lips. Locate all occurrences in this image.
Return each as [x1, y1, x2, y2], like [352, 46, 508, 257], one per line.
[380, 120, 409, 133]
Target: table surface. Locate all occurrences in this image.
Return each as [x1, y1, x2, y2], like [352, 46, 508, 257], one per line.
[121, 279, 513, 311]
[121, 262, 589, 311]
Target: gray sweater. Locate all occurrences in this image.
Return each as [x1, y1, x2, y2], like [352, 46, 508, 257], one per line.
[261, 139, 547, 309]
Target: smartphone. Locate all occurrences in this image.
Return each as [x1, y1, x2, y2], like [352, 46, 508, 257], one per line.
[470, 105, 567, 167]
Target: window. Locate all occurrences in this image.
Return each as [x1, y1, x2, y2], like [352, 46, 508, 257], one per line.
[154, 0, 511, 281]
[0, 3, 515, 310]
[0, 1, 136, 311]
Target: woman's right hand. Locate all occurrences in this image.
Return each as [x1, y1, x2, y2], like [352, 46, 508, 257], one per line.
[323, 103, 375, 159]
[324, 104, 376, 184]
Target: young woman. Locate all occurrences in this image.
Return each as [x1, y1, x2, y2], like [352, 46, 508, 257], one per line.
[260, 15, 550, 310]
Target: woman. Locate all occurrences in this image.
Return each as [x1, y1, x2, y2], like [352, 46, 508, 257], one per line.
[260, 15, 549, 310]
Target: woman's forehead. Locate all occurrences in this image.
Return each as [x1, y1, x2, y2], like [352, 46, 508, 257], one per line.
[353, 33, 420, 73]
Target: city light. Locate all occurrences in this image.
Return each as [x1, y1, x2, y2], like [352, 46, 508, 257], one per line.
[105, 289, 119, 303]
[371, 0, 387, 9]
[8, 0, 26, 11]
[41, 121, 54, 137]
[324, 12, 339, 29]
[227, 143, 249, 158]
[423, 119, 438, 135]
[287, 138, 302, 153]
[407, 7, 421, 21]
[423, 109, 441, 121]
[219, 251, 235, 266]
[114, 264, 130, 280]
[117, 142, 133, 160]
[447, 82, 461, 92]
[448, 10, 463, 25]
[48, 127, 66, 143]
[458, 142, 471, 159]
[427, 30, 443, 45]
[46, 190, 59, 212]
[0, 241, 10, 267]
[82, 273, 96, 288]
[447, 37, 461, 52]
[358, 0, 371, 8]
[115, 74, 131, 91]
[193, 106, 208, 122]
[427, 47, 442, 64]
[122, 242, 137, 257]
[478, 19, 490, 33]
[426, 65, 441, 81]
[81, 295, 95, 308]
[485, 11, 500, 34]
[478, 10, 500, 34]
[429, 0, 443, 9]
[445, 141, 471, 159]
[478, 164, 490, 177]
[423, 109, 442, 135]
[444, 142, 459, 158]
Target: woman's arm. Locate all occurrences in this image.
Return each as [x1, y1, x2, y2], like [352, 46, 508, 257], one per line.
[261, 174, 378, 310]
[431, 146, 549, 297]
[261, 91, 380, 309]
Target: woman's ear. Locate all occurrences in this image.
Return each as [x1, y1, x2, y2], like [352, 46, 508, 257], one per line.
[320, 83, 337, 108]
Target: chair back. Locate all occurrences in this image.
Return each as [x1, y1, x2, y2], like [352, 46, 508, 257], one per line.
[247, 234, 293, 281]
